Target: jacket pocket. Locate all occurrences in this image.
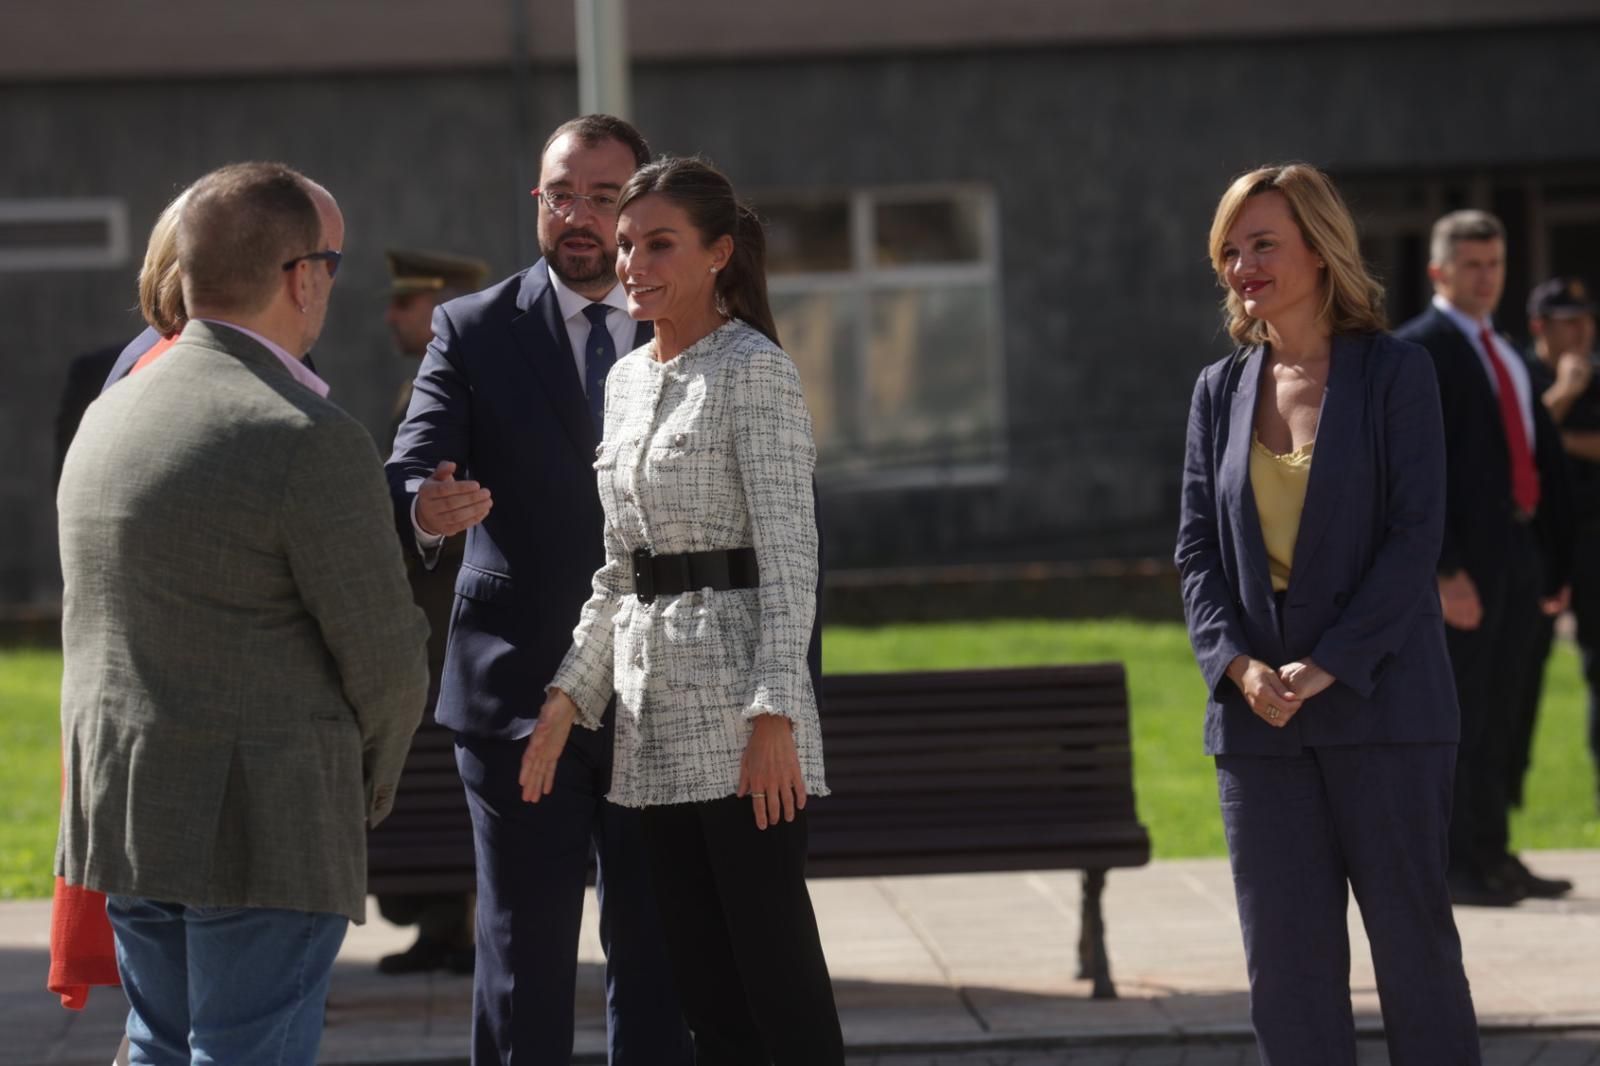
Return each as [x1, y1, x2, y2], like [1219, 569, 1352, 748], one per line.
[657, 591, 755, 695]
[455, 564, 513, 604]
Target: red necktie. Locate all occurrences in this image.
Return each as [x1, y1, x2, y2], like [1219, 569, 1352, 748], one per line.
[1480, 326, 1540, 515]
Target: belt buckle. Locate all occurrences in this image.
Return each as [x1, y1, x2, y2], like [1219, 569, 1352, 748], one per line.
[632, 547, 655, 605]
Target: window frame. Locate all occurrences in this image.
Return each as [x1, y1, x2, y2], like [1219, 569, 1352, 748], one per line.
[760, 182, 1007, 491]
[0, 198, 130, 271]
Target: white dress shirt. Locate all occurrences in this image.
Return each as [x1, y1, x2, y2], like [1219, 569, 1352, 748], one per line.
[548, 266, 636, 388]
[1432, 293, 1534, 446]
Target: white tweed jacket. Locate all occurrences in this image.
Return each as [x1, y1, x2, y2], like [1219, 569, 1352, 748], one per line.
[549, 318, 828, 808]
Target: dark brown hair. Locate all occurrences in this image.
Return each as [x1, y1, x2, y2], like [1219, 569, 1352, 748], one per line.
[178, 162, 321, 316]
[543, 114, 651, 169]
[617, 156, 779, 346]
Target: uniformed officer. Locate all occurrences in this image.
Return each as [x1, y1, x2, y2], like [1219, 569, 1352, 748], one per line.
[372, 248, 491, 975]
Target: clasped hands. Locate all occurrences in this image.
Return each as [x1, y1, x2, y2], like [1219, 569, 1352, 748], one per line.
[1226, 655, 1335, 728]
[519, 688, 808, 830]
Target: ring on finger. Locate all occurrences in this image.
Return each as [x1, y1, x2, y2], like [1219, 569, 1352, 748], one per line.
[1266, 706, 1281, 720]
[751, 791, 767, 799]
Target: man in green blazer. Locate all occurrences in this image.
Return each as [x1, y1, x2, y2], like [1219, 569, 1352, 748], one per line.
[56, 161, 429, 1066]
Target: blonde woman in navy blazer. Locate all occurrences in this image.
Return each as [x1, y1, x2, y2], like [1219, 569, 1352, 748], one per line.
[1176, 163, 1481, 1065]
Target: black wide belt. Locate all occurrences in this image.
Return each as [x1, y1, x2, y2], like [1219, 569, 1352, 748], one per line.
[631, 547, 758, 605]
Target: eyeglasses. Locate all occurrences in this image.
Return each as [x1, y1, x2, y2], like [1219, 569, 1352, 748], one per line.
[282, 249, 343, 279]
[532, 187, 620, 217]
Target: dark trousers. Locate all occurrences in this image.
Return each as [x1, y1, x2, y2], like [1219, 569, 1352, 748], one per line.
[1446, 523, 1543, 872]
[455, 732, 692, 1066]
[1568, 518, 1600, 793]
[641, 796, 844, 1066]
[1510, 613, 1556, 808]
[375, 892, 472, 945]
[1217, 745, 1479, 1066]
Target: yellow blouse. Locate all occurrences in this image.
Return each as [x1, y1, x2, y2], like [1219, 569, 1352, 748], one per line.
[1250, 434, 1314, 592]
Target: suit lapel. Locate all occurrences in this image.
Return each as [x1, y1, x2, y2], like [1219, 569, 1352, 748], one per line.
[1286, 333, 1366, 589]
[509, 266, 597, 460]
[1219, 345, 1278, 609]
[1432, 306, 1503, 432]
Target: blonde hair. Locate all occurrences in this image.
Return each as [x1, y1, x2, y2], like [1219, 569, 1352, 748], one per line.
[138, 189, 189, 336]
[1207, 162, 1387, 346]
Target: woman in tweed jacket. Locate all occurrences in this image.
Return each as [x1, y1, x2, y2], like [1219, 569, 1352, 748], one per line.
[521, 157, 843, 1065]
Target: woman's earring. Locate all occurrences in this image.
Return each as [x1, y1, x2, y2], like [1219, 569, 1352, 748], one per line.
[709, 265, 718, 274]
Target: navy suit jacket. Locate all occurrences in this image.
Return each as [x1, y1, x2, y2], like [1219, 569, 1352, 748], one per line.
[1394, 305, 1571, 594]
[387, 262, 823, 742]
[1176, 332, 1460, 756]
[100, 326, 161, 393]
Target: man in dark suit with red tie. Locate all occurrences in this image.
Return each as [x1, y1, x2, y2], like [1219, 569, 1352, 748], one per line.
[1396, 210, 1574, 906]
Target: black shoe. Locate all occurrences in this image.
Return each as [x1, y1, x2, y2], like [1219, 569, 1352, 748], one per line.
[1497, 855, 1573, 899]
[378, 937, 453, 976]
[1446, 868, 1525, 907]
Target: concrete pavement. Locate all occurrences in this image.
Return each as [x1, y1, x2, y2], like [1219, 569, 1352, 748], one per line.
[6, 850, 1598, 1065]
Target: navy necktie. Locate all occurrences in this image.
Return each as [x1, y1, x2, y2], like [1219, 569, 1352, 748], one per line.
[582, 303, 614, 437]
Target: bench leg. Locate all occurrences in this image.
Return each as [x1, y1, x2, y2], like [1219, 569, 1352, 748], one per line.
[1077, 868, 1117, 999]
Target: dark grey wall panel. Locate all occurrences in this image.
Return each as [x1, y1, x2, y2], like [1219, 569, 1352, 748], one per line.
[4, 25, 1599, 605]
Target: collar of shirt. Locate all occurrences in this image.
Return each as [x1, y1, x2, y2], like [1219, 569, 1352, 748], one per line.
[196, 318, 330, 398]
[548, 265, 630, 322]
[1430, 294, 1534, 442]
[546, 264, 636, 383]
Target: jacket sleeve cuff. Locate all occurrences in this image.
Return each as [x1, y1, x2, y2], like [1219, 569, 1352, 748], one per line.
[1307, 641, 1380, 700]
[547, 665, 608, 732]
[1201, 643, 1248, 702]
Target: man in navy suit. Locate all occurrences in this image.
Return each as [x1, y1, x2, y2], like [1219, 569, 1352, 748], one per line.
[386, 115, 693, 1065]
[1396, 210, 1574, 906]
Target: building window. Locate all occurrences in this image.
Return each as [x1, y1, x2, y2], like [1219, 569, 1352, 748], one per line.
[760, 185, 1004, 489]
[0, 199, 129, 271]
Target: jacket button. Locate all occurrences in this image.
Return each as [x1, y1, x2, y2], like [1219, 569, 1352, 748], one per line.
[673, 433, 686, 447]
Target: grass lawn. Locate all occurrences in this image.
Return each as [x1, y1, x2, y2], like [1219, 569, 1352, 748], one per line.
[1, 648, 66, 900]
[4, 622, 1595, 898]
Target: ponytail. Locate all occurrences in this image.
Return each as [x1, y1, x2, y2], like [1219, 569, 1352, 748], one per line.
[719, 202, 780, 347]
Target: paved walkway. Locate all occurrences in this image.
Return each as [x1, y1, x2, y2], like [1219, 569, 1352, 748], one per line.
[6, 851, 1598, 1065]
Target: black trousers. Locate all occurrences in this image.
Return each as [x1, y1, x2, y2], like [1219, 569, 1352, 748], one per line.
[1446, 522, 1543, 873]
[1566, 517, 1600, 792]
[455, 733, 692, 1066]
[641, 796, 844, 1066]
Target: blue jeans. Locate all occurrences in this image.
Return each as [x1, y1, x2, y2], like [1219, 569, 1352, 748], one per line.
[105, 896, 348, 1066]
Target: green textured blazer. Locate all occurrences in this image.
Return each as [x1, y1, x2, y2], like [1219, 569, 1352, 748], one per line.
[55, 321, 429, 922]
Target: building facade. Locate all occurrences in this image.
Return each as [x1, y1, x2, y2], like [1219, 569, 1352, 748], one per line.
[3, 1, 1598, 610]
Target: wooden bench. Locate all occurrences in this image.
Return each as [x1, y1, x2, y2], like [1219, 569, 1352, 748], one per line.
[366, 719, 476, 897]
[805, 663, 1151, 999]
[368, 662, 1151, 999]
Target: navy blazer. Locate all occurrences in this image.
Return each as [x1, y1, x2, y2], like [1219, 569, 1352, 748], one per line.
[1176, 332, 1460, 756]
[100, 326, 161, 393]
[1394, 305, 1571, 594]
[386, 265, 650, 741]
[387, 262, 823, 741]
